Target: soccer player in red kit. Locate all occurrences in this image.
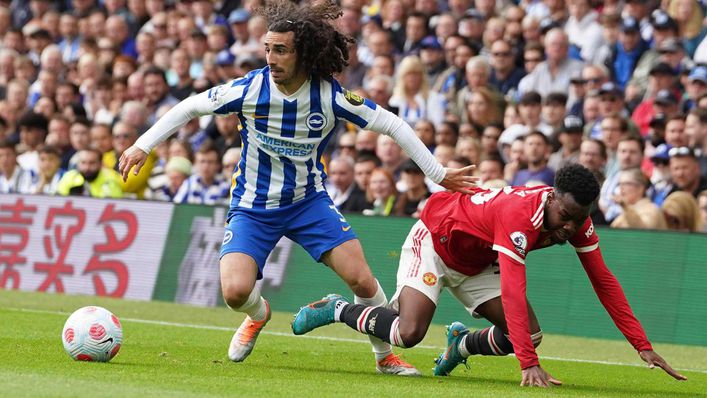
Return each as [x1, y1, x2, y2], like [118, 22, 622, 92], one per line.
[292, 164, 686, 385]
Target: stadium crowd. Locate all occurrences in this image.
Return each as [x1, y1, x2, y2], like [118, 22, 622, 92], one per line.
[0, 0, 706, 232]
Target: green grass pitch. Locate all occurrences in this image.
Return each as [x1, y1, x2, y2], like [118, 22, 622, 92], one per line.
[1, 289, 705, 398]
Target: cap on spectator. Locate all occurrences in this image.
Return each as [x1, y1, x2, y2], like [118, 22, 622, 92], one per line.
[400, 159, 423, 174]
[216, 50, 236, 66]
[361, 14, 383, 26]
[561, 115, 584, 133]
[519, 91, 542, 105]
[544, 92, 568, 106]
[598, 82, 622, 96]
[649, 62, 676, 76]
[649, 113, 667, 128]
[657, 38, 684, 53]
[464, 9, 485, 21]
[420, 36, 442, 51]
[652, 10, 678, 31]
[621, 16, 640, 33]
[688, 66, 707, 83]
[165, 156, 193, 176]
[539, 18, 560, 34]
[654, 89, 679, 105]
[651, 143, 673, 161]
[228, 8, 250, 24]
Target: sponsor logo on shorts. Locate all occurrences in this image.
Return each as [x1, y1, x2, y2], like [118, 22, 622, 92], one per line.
[510, 231, 527, 256]
[422, 272, 437, 286]
[341, 225, 352, 232]
[223, 230, 233, 245]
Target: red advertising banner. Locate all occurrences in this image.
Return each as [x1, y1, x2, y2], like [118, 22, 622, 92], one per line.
[0, 194, 173, 300]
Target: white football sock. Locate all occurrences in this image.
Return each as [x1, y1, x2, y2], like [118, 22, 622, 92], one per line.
[230, 287, 268, 321]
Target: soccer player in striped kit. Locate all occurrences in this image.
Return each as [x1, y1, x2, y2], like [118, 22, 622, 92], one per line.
[119, 0, 476, 375]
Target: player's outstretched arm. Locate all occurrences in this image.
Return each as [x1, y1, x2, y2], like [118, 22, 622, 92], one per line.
[521, 365, 563, 387]
[440, 165, 479, 195]
[119, 90, 219, 181]
[639, 350, 688, 380]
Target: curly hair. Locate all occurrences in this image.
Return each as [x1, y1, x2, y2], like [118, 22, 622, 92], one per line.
[258, 0, 354, 78]
[554, 164, 600, 207]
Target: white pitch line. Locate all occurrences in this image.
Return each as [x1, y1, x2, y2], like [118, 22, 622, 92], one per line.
[6, 307, 707, 375]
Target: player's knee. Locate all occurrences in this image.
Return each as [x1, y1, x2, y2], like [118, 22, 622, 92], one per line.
[221, 284, 251, 309]
[531, 330, 543, 348]
[345, 273, 377, 298]
[398, 321, 427, 347]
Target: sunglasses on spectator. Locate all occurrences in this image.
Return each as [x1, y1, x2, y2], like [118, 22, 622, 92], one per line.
[493, 51, 512, 57]
[585, 78, 603, 84]
[668, 146, 693, 157]
[339, 145, 355, 149]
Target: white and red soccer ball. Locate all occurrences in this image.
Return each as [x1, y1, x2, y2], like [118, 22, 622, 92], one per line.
[62, 306, 122, 362]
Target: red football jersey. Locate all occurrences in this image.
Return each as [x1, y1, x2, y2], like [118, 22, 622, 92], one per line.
[420, 187, 652, 369]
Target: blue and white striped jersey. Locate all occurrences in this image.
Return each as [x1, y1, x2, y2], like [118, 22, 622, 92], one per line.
[207, 67, 381, 209]
[135, 66, 445, 210]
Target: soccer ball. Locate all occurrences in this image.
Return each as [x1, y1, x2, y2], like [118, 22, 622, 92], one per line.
[62, 306, 123, 362]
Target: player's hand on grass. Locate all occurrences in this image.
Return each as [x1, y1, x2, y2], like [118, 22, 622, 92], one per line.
[520, 365, 562, 387]
[639, 350, 688, 381]
[440, 165, 479, 195]
[119, 145, 148, 182]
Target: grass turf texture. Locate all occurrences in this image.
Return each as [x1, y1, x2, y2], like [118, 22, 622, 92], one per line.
[0, 289, 704, 398]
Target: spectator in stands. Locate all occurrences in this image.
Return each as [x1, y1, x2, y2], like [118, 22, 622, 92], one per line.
[0, 139, 34, 194]
[376, 135, 404, 179]
[549, 115, 583, 171]
[30, 145, 64, 195]
[414, 119, 436, 153]
[145, 155, 192, 202]
[173, 142, 230, 205]
[480, 124, 502, 159]
[489, 39, 526, 96]
[649, 143, 675, 206]
[57, 148, 123, 198]
[394, 158, 431, 218]
[67, 118, 92, 169]
[328, 155, 368, 212]
[541, 92, 568, 131]
[662, 191, 704, 232]
[465, 87, 503, 132]
[355, 130, 379, 154]
[363, 167, 398, 216]
[684, 108, 707, 175]
[631, 62, 678, 135]
[142, 66, 179, 126]
[565, 0, 603, 63]
[611, 168, 668, 229]
[353, 154, 380, 197]
[669, 146, 707, 198]
[518, 28, 584, 99]
[600, 135, 645, 222]
[511, 131, 554, 186]
[16, 110, 48, 174]
[478, 156, 505, 186]
[517, 91, 553, 137]
[667, 0, 707, 58]
[168, 48, 194, 100]
[418, 36, 447, 88]
[665, 113, 689, 148]
[579, 138, 608, 184]
[110, 121, 157, 199]
[389, 55, 445, 126]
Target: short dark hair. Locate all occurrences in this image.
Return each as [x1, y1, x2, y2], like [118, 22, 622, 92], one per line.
[355, 152, 382, 167]
[17, 111, 49, 132]
[38, 144, 60, 157]
[142, 66, 168, 84]
[554, 164, 600, 206]
[618, 135, 645, 153]
[526, 130, 550, 145]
